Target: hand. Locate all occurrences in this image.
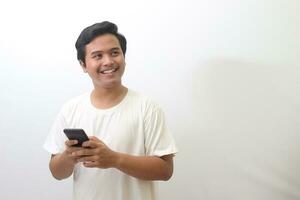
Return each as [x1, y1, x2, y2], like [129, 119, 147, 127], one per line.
[74, 136, 119, 168]
[63, 140, 85, 165]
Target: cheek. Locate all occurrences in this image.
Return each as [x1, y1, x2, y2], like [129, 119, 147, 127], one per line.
[119, 59, 126, 68]
[119, 64, 126, 73]
[86, 61, 100, 70]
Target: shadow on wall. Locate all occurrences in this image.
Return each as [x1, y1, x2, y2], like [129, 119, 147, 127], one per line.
[173, 58, 300, 199]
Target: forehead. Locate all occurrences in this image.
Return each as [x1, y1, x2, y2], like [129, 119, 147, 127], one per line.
[85, 34, 121, 53]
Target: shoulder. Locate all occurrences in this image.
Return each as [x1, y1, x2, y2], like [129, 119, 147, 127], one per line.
[127, 89, 162, 114]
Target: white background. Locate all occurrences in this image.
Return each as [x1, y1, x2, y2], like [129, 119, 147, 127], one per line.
[0, 0, 299, 199]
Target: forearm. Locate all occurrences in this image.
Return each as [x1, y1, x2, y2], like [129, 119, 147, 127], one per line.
[75, 137, 174, 180]
[114, 153, 173, 181]
[49, 152, 76, 180]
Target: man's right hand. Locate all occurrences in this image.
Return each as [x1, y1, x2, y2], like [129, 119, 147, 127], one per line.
[49, 140, 85, 180]
[63, 140, 84, 165]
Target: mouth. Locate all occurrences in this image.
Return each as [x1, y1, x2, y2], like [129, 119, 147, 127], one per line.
[99, 67, 118, 75]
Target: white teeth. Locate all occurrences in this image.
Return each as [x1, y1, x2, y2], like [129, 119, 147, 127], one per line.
[101, 68, 117, 74]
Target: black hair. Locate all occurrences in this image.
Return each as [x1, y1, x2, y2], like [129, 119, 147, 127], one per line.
[75, 21, 127, 64]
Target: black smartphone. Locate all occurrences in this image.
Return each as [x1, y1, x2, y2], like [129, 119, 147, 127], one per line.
[63, 128, 89, 147]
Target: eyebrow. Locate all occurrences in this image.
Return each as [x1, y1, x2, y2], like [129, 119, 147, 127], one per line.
[90, 47, 121, 55]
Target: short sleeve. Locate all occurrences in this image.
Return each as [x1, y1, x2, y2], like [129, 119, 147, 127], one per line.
[143, 103, 178, 157]
[43, 108, 68, 155]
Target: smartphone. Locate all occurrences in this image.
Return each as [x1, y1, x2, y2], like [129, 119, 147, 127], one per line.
[63, 128, 89, 147]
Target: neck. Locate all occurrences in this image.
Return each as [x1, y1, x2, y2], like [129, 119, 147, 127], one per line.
[91, 84, 128, 109]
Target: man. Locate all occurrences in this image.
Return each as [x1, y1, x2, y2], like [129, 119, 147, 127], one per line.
[43, 21, 178, 200]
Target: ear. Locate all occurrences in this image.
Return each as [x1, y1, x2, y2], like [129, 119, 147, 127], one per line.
[79, 60, 87, 73]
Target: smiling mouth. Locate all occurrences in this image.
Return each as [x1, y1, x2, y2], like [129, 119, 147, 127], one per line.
[99, 67, 118, 74]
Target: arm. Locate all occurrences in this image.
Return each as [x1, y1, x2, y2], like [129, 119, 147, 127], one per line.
[49, 153, 75, 180]
[75, 137, 174, 181]
[49, 140, 83, 180]
[115, 153, 173, 181]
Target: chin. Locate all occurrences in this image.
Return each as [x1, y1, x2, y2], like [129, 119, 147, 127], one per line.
[100, 81, 122, 89]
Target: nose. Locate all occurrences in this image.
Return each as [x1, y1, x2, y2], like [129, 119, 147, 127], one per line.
[102, 54, 114, 66]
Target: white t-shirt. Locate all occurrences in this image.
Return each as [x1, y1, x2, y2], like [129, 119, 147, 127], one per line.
[43, 89, 178, 200]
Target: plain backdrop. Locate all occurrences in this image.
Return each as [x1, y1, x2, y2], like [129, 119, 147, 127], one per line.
[0, 0, 299, 199]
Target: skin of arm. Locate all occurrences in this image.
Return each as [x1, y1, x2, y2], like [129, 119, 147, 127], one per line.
[75, 136, 174, 181]
[114, 153, 173, 181]
[49, 140, 84, 180]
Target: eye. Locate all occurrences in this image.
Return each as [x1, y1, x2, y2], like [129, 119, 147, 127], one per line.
[111, 51, 120, 56]
[93, 54, 102, 59]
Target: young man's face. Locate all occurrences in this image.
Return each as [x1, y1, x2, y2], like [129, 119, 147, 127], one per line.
[81, 34, 126, 89]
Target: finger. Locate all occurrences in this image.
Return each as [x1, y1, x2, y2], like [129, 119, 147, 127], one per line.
[66, 146, 82, 154]
[82, 140, 99, 148]
[72, 148, 94, 157]
[88, 136, 101, 142]
[68, 148, 84, 158]
[77, 155, 97, 163]
[83, 161, 98, 168]
[65, 140, 78, 147]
